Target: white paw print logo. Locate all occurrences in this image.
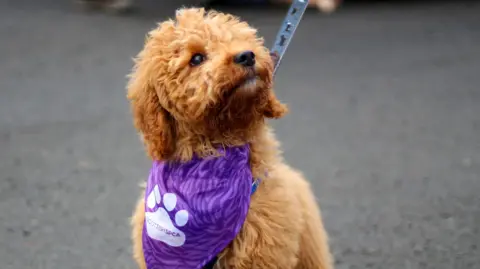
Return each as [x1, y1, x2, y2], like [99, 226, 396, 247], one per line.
[145, 185, 189, 247]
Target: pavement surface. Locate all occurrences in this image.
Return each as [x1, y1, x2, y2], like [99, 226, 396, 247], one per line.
[1, 0, 479, 268]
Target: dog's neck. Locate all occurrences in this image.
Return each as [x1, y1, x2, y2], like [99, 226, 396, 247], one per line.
[170, 121, 282, 179]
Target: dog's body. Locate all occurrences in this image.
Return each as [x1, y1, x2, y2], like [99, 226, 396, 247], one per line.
[127, 8, 333, 269]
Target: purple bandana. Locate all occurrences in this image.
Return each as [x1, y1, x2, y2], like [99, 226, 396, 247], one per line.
[142, 145, 253, 269]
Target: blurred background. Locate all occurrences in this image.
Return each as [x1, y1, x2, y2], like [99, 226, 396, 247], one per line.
[1, 0, 479, 268]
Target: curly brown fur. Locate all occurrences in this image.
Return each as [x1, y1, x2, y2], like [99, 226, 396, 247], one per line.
[127, 7, 333, 269]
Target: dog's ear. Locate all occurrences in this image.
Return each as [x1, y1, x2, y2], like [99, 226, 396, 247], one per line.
[127, 67, 176, 161]
[263, 51, 288, 118]
[263, 89, 288, 119]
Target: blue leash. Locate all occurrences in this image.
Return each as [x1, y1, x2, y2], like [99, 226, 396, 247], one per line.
[271, 0, 310, 75]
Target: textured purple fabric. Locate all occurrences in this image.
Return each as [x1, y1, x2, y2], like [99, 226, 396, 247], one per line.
[142, 145, 252, 269]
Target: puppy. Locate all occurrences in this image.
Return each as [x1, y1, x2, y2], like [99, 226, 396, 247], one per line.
[127, 8, 333, 269]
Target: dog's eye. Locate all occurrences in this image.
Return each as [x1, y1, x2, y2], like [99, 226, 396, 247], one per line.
[189, 53, 205, 66]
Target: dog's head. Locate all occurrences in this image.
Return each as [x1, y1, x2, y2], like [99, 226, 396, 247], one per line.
[127, 8, 287, 160]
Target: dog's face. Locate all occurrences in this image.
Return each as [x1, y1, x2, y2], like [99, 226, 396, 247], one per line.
[127, 8, 287, 160]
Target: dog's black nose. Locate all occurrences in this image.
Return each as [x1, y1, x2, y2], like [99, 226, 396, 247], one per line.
[233, 51, 255, 67]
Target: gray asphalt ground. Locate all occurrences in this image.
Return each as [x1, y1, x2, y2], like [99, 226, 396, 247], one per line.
[1, 0, 480, 268]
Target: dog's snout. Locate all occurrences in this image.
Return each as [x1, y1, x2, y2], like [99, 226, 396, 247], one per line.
[233, 51, 255, 67]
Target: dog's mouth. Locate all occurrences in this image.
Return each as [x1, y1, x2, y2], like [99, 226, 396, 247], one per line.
[216, 72, 261, 115]
[234, 76, 258, 91]
[230, 73, 260, 94]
